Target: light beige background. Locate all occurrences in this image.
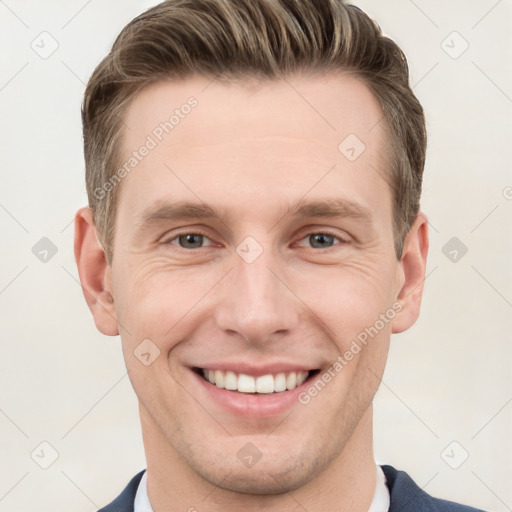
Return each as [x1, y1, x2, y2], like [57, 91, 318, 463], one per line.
[0, 0, 511, 511]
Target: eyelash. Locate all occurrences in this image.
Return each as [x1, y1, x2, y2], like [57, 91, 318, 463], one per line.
[164, 229, 349, 250]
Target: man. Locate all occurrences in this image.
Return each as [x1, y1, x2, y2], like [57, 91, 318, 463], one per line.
[74, 0, 485, 510]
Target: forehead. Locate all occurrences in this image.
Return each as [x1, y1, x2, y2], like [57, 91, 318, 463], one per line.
[122, 72, 386, 152]
[116, 72, 391, 227]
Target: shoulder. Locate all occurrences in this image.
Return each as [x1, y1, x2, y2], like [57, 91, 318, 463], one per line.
[382, 465, 487, 512]
[97, 470, 145, 512]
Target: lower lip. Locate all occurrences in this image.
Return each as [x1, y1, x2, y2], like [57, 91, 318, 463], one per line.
[190, 369, 313, 418]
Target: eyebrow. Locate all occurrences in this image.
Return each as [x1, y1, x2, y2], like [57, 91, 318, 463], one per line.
[137, 197, 373, 233]
[287, 198, 372, 222]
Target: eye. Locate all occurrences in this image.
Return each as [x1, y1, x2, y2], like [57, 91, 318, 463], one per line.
[166, 232, 214, 249]
[296, 231, 348, 249]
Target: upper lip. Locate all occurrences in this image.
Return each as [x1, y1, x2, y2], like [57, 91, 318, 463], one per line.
[192, 362, 319, 377]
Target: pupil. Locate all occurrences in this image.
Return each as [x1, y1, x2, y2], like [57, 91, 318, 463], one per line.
[311, 233, 333, 248]
[180, 234, 202, 248]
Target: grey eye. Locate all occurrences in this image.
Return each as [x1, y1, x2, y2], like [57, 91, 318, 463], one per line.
[176, 234, 205, 249]
[308, 233, 335, 248]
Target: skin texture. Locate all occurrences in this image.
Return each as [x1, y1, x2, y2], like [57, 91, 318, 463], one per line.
[75, 72, 428, 511]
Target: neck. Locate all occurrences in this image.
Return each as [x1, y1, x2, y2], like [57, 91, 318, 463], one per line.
[141, 404, 377, 512]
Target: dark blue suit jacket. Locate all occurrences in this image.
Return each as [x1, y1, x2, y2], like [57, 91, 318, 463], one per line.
[98, 465, 486, 511]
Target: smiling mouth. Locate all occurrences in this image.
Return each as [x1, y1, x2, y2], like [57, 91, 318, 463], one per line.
[194, 368, 320, 394]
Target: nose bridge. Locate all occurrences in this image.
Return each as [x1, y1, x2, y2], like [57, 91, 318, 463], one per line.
[214, 241, 299, 343]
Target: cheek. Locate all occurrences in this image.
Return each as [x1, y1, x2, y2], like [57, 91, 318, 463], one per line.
[112, 259, 221, 346]
[293, 257, 397, 340]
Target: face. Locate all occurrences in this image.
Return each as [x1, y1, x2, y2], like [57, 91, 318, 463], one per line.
[77, 72, 427, 494]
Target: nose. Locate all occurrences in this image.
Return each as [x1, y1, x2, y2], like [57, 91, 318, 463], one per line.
[213, 243, 300, 346]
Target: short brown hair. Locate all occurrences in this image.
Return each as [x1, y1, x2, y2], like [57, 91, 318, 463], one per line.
[82, 0, 426, 259]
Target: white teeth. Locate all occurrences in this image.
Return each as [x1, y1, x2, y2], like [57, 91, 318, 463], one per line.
[296, 371, 308, 386]
[238, 373, 256, 393]
[274, 373, 287, 392]
[201, 369, 309, 394]
[256, 374, 274, 393]
[286, 372, 296, 390]
[214, 370, 224, 388]
[224, 370, 238, 390]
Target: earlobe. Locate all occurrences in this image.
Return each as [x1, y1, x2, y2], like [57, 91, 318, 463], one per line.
[74, 207, 119, 336]
[391, 212, 429, 334]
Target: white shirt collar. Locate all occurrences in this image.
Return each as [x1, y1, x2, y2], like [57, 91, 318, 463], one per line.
[369, 465, 391, 512]
[133, 470, 153, 512]
[134, 464, 390, 512]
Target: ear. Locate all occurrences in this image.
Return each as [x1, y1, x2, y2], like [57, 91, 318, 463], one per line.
[391, 212, 429, 334]
[74, 207, 119, 336]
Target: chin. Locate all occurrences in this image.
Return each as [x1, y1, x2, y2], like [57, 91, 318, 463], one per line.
[187, 443, 334, 496]
[204, 463, 310, 495]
